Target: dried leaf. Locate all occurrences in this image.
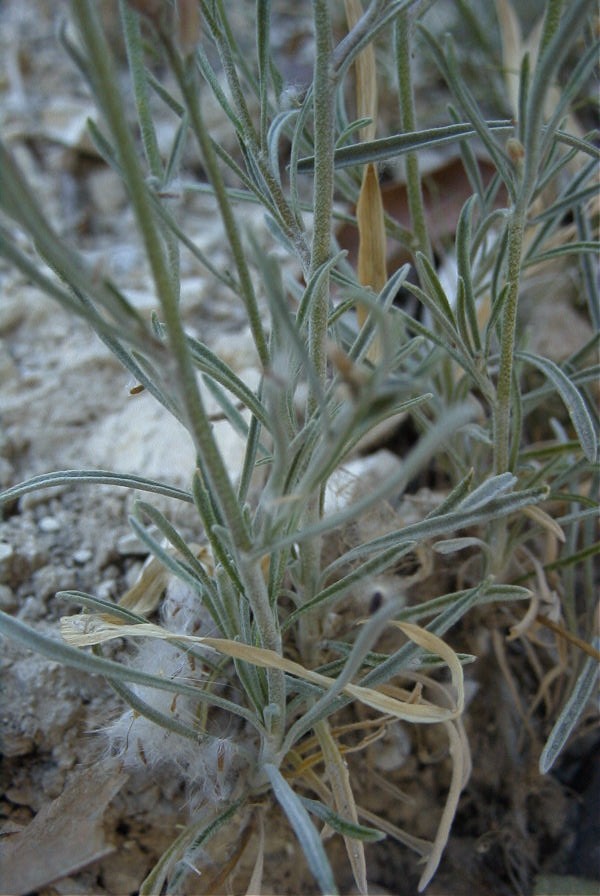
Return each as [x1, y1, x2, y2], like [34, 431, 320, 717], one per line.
[0, 758, 127, 896]
[522, 504, 565, 543]
[315, 719, 367, 895]
[61, 615, 462, 724]
[388, 620, 465, 715]
[495, 0, 523, 116]
[357, 163, 388, 299]
[245, 812, 265, 896]
[175, 0, 201, 55]
[345, 0, 378, 143]
[339, 156, 506, 275]
[118, 554, 169, 614]
[356, 162, 388, 361]
[417, 720, 471, 891]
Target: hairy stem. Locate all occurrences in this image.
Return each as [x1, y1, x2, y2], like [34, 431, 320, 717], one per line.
[395, 9, 432, 262]
[493, 202, 526, 473]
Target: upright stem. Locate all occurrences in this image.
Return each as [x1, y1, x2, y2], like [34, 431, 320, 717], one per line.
[73, 3, 286, 737]
[493, 201, 526, 473]
[395, 9, 432, 262]
[299, 0, 336, 663]
[165, 43, 270, 371]
[72, 5, 246, 546]
[308, 0, 335, 394]
[164, 40, 285, 735]
[203, 2, 311, 272]
[493, 0, 592, 473]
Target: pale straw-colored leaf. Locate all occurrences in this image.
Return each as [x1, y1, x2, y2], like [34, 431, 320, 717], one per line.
[245, 811, 265, 896]
[495, 0, 523, 116]
[417, 719, 471, 891]
[345, 0, 378, 143]
[356, 163, 388, 361]
[522, 504, 566, 543]
[357, 163, 388, 298]
[346, 0, 386, 361]
[315, 719, 367, 895]
[118, 555, 169, 615]
[175, 0, 201, 55]
[387, 621, 465, 715]
[60, 615, 461, 723]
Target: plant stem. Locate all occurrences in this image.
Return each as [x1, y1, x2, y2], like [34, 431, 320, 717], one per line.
[202, 0, 311, 272]
[164, 40, 270, 371]
[493, 201, 526, 474]
[395, 9, 432, 262]
[162, 39, 285, 730]
[298, 0, 336, 663]
[73, 3, 255, 558]
[308, 0, 335, 401]
[73, 3, 286, 731]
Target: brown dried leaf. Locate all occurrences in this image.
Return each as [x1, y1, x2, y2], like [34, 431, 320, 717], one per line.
[339, 155, 506, 274]
[356, 162, 388, 362]
[345, 0, 378, 143]
[315, 719, 368, 895]
[357, 162, 388, 297]
[0, 758, 128, 896]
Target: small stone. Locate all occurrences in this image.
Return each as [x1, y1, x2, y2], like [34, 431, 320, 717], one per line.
[0, 542, 14, 582]
[0, 343, 18, 383]
[5, 782, 39, 808]
[97, 579, 116, 601]
[0, 296, 26, 334]
[0, 584, 17, 611]
[20, 596, 46, 621]
[41, 766, 67, 799]
[0, 820, 25, 835]
[116, 531, 151, 556]
[38, 516, 61, 533]
[87, 165, 127, 216]
[72, 548, 92, 565]
[32, 565, 63, 601]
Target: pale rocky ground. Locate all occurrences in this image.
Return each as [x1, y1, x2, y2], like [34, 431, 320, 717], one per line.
[1, 3, 598, 896]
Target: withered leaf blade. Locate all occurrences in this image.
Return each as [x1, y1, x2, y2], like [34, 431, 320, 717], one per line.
[0, 758, 128, 895]
[356, 162, 388, 356]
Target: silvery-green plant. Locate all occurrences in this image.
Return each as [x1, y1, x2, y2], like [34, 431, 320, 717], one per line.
[1, 1, 598, 893]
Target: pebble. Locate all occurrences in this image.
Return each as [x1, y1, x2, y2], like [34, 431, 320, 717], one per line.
[87, 165, 127, 216]
[38, 516, 61, 533]
[0, 584, 17, 611]
[116, 531, 152, 556]
[97, 579, 117, 601]
[19, 595, 46, 621]
[72, 548, 92, 565]
[0, 542, 14, 581]
[5, 782, 40, 809]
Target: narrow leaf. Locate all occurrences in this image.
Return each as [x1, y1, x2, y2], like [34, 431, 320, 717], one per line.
[459, 472, 517, 510]
[60, 615, 464, 724]
[301, 798, 385, 842]
[0, 611, 258, 728]
[264, 763, 338, 896]
[539, 640, 600, 772]
[297, 120, 513, 171]
[0, 470, 193, 507]
[517, 351, 597, 462]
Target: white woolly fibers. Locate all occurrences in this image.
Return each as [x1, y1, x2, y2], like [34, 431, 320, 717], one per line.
[105, 578, 252, 807]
